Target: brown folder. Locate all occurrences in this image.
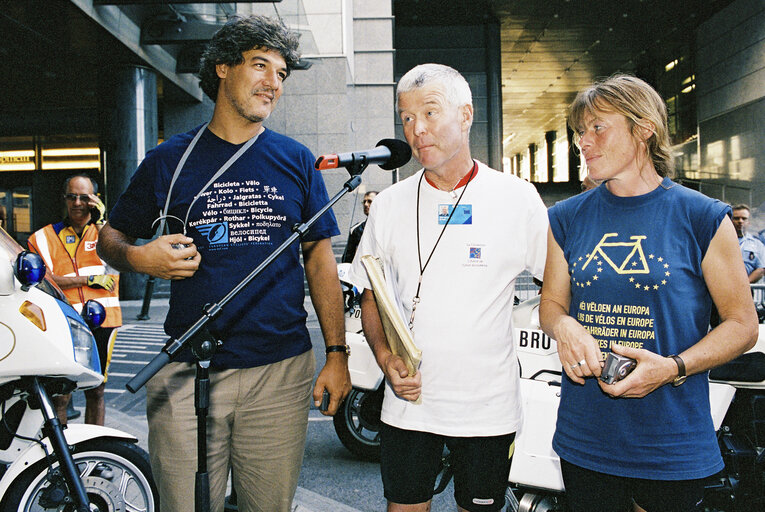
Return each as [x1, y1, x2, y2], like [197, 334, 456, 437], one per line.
[361, 255, 422, 377]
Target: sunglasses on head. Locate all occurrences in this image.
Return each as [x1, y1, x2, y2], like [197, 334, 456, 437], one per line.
[63, 194, 90, 202]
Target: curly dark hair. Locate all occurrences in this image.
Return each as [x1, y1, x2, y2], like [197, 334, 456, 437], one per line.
[199, 15, 301, 101]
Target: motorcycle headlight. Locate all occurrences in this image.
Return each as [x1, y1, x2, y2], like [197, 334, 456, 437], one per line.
[67, 318, 101, 374]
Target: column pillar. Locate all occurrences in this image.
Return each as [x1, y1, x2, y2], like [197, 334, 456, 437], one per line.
[485, 21, 503, 171]
[100, 65, 158, 299]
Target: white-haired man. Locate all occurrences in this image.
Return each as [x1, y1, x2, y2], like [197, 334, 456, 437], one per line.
[348, 63, 548, 512]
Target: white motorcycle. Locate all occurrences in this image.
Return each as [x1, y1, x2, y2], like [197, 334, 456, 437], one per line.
[0, 228, 158, 511]
[333, 264, 384, 462]
[335, 264, 765, 511]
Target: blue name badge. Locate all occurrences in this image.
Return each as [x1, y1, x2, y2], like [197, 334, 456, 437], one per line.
[438, 204, 472, 225]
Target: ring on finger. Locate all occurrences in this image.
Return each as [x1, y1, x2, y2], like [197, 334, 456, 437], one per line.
[570, 363, 580, 369]
[578, 359, 586, 366]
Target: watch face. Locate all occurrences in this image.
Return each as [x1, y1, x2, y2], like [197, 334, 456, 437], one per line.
[672, 375, 687, 387]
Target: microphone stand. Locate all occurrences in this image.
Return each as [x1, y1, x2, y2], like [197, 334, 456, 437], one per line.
[126, 164, 367, 512]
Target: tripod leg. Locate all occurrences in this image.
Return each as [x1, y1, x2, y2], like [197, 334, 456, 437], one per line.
[195, 361, 211, 512]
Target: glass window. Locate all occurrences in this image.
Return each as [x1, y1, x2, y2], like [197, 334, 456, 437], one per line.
[12, 188, 32, 241]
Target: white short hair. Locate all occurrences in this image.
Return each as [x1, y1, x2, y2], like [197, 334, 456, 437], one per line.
[396, 64, 472, 111]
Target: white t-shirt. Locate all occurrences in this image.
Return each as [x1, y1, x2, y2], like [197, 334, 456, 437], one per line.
[348, 161, 548, 436]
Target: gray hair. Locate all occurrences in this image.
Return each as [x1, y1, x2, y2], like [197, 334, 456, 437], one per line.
[396, 64, 472, 111]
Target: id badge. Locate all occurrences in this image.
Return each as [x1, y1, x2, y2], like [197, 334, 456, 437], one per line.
[438, 204, 472, 225]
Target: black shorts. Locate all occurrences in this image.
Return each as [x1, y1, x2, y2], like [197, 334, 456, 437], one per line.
[560, 459, 705, 512]
[380, 423, 514, 512]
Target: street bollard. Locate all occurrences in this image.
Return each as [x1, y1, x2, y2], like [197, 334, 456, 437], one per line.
[136, 275, 155, 321]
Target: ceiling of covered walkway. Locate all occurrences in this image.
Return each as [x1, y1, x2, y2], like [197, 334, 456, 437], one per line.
[1, 0, 737, 156]
[395, 0, 736, 157]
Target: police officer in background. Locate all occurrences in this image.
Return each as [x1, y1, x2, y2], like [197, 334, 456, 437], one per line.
[27, 173, 122, 426]
[342, 190, 377, 263]
[732, 204, 765, 283]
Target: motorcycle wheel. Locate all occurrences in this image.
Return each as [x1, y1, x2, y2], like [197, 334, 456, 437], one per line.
[2, 438, 158, 512]
[333, 385, 384, 461]
[506, 488, 565, 512]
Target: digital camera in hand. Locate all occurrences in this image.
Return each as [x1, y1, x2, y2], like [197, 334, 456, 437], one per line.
[171, 243, 194, 260]
[600, 352, 637, 384]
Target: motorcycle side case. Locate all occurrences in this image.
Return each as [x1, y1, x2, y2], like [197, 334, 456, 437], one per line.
[709, 325, 765, 389]
[510, 296, 566, 492]
[347, 331, 384, 391]
[509, 295, 738, 492]
[0, 424, 137, 497]
[339, 262, 364, 334]
[513, 296, 561, 381]
[338, 262, 390, 391]
[509, 376, 735, 494]
[709, 382, 736, 430]
[509, 378, 565, 492]
[345, 300, 363, 336]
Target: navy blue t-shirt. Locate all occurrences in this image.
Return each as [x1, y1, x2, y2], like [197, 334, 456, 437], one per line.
[109, 125, 339, 368]
[548, 178, 729, 480]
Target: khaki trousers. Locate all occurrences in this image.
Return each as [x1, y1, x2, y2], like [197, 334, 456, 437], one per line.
[146, 351, 315, 512]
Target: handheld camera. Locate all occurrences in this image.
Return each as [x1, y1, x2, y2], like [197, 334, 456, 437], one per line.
[600, 353, 636, 385]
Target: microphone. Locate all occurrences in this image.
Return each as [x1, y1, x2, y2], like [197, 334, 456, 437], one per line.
[315, 139, 412, 171]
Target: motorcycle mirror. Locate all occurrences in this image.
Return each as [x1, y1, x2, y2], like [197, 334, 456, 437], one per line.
[14, 251, 46, 291]
[81, 299, 106, 328]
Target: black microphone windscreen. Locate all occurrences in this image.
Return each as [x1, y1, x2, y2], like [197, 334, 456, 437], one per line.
[375, 139, 412, 170]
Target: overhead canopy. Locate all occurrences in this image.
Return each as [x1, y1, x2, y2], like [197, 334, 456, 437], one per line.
[395, 0, 735, 157]
[0, 0, 736, 152]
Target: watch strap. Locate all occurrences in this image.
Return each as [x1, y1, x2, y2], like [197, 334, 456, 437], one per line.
[326, 345, 350, 356]
[670, 354, 686, 386]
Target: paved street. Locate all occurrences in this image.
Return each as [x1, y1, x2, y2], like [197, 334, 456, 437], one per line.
[65, 297, 457, 512]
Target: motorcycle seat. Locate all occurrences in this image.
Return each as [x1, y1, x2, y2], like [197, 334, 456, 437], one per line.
[709, 352, 765, 382]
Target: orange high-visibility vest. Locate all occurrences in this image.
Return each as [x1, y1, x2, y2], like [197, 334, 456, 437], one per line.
[27, 222, 122, 327]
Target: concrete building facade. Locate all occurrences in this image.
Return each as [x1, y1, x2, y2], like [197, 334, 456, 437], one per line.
[1, 0, 762, 298]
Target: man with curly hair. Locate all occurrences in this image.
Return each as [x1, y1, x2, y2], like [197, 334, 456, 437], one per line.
[98, 15, 350, 512]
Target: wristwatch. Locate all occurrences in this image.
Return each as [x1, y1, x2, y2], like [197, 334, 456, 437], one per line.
[326, 345, 350, 356]
[669, 354, 687, 387]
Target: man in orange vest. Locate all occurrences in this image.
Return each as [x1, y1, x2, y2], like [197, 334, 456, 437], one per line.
[27, 173, 122, 426]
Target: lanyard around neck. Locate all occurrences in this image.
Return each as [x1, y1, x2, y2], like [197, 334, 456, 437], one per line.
[156, 123, 262, 235]
[409, 161, 477, 329]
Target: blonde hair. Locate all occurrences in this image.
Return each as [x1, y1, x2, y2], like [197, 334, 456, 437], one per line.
[568, 74, 674, 177]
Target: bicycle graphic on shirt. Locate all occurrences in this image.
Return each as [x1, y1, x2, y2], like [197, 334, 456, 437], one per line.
[581, 233, 649, 274]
